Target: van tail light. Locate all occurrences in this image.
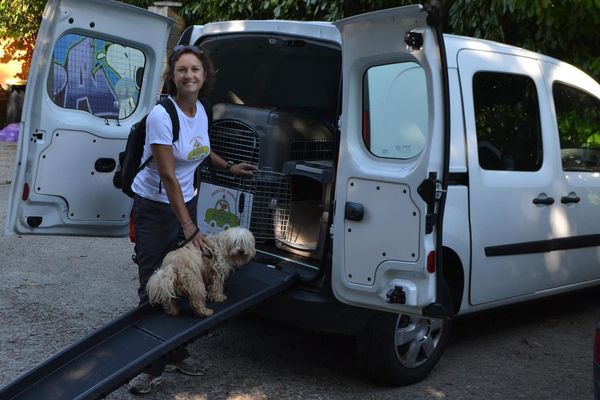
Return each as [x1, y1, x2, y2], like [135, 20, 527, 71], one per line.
[129, 213, 136, 243]
[595, 325, 600, 364]
[22, 183, 30, 201]
[427, 251, 436, 273]
[362, 110, 370, 148]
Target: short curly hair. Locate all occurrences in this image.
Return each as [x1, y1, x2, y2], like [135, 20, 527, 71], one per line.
[162, 45, 215, 98]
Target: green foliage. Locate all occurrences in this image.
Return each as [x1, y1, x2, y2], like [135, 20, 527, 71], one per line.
[0, 0, 152, 79]
[179, 0, 416, 24]
[448, 0, 600, 81]
[0, 0, 46, 79]
[0, 0, 598, 82]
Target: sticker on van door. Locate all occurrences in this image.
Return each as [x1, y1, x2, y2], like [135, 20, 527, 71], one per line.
[50, 33, 145, 120]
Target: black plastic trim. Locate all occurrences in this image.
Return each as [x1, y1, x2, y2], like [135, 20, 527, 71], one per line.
[448, 172, 468, 186]
[178, 26, 193, 45]
[485, 234, 600, 257]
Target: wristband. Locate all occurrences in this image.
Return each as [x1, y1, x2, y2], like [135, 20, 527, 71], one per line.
[225, 160, 235, 174]
[177, 227, 200, 248]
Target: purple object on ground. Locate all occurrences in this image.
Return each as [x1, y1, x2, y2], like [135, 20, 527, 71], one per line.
[0, 123, 19, 142]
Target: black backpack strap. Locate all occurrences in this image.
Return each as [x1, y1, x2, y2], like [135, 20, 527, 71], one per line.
[199, 98, 215, 175]
[159, 97, 180, 143]
[194, 98, 216, 189]
[199, 97, 213, 128]
[137, 99, 180, 171]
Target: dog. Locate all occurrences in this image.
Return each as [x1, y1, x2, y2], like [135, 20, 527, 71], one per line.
[146, 227, 256, 317]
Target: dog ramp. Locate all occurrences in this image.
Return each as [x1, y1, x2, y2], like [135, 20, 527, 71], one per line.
[0, 261, 298, 400]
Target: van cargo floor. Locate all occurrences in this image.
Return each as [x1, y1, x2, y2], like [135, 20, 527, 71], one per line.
[0, 262, 298, 400]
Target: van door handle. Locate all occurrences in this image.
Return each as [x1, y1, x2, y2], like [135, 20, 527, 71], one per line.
[561, 194, 580, 204]
[94, 158, 116, 173]
[532, 196, 554, 205]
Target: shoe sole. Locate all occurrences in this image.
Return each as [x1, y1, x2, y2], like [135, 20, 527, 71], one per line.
[164, 365, 205, 376]
[128, 376, 163, 394]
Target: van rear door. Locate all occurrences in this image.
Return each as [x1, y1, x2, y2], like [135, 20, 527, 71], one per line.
[4, 0, 172, 237]
[331, 5, 448, 312]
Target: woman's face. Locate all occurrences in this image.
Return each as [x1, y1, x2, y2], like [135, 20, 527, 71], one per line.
[172, 52, 206, 96]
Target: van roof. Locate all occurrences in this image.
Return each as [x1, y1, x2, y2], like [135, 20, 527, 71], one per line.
[184, 20, 341, 46]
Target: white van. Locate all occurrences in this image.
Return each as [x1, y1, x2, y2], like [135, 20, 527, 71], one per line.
[5, 0, 600, 386]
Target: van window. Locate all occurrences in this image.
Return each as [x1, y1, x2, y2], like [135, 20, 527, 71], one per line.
[553, 82, 600, 172]
[362, 62, 428, 159]
[473, 72, 543, 171]
[47, 33, 146, 120]
[200, 35, 341, 121]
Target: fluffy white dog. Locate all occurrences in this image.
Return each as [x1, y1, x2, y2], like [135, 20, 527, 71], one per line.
[146, 227, 256, 317]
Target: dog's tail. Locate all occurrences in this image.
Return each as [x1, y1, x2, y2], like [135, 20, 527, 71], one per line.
[146, 264, 177, 306]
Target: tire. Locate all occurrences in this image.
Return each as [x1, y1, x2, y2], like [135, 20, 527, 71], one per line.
[357, 282, 453, 386]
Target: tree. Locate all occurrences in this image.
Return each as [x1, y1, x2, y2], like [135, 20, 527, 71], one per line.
[179, 0, 599, 81]
[0, 0, 46, 80]
[0, 0, 598, 82]
[447, 0, 600, 82]
[180, 0, 420, 26]
[0, 0, 154, 80]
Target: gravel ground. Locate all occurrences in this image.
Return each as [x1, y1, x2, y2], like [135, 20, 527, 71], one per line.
[0, 141, 598, 400]
[0, 141, 16, 185]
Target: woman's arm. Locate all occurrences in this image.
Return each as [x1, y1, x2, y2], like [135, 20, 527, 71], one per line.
[152, 143, 209, 251]
[209, 151, 258, 176]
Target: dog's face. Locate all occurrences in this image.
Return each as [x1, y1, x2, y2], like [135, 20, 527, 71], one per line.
[220, 227, 256, 267]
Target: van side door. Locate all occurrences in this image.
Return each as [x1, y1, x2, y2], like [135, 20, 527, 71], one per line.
[543, 60, 600, 286]
[331, 5, 448, 312]
[457, 48, 597, 305]
[5, 0, 172, 237]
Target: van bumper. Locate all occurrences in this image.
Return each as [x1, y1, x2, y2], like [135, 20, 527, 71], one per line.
[254, 284, 373, 335]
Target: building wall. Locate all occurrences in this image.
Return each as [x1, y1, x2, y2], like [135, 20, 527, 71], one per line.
[148, 1, 185, 83]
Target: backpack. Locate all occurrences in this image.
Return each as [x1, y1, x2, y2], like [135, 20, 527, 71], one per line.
[113, 97, 213, 198]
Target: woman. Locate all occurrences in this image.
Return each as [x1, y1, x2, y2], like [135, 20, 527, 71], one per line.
[127, 45, 257, 395]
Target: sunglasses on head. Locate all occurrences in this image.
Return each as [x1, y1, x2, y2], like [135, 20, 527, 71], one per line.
[172, 45, 204, 56]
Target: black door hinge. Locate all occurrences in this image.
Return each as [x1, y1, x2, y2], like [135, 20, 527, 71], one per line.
[417, 172, 444, 234]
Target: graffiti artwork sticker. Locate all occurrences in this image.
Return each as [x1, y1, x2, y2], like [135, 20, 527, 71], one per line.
[48, 33, 146, 120]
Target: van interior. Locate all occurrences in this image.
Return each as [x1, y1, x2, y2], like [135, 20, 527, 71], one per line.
[195, 34, 342, 280]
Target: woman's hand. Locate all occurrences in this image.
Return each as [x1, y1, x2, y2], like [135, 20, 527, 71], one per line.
[182, 222, 212, 255]
[230, 162, 258, 177]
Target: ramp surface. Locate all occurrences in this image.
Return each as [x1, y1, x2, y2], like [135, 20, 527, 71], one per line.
[0, 262, 297, 400]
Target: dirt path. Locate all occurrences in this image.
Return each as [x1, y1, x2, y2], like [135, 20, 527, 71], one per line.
[0, 140, 597, 399]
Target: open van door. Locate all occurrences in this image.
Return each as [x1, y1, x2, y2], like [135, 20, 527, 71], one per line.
[332, 5, 449, 313]
[5, 0, 172, 237]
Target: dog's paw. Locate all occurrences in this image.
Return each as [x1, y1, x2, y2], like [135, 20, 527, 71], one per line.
[164, 304, 180, 316]
[194, 307, 214, 317]
[210, 293, 227, 303]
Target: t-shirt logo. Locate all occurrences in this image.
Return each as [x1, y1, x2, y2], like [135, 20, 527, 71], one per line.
[188, 138, 209, 160]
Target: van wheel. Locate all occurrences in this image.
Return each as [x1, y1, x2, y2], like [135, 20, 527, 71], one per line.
[357, 284, 453, 386]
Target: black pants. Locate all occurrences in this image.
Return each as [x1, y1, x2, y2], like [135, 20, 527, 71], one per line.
[132, 194, 197, 303]
[132, 194, 197, 375]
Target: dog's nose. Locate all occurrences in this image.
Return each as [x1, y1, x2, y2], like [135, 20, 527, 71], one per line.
[237, 249, 245, 255]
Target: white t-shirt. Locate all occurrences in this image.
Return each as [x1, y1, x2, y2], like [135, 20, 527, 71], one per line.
[131, 98, 210, 203]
